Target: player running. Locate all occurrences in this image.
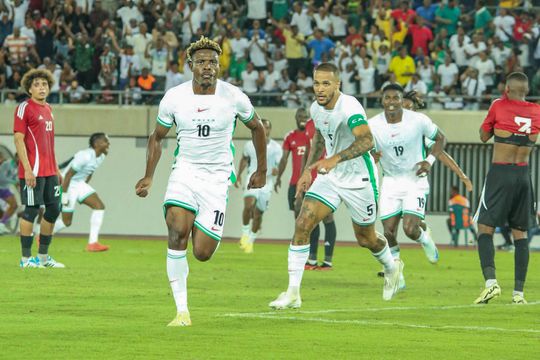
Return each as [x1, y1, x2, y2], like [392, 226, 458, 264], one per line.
[135, 37, 267, 326]
[269, 63, 402, 309]
[236, 119, 282, 254]
[369, 84, 446, 289]
[53, 133, 110, 252]
[474, 72, 540, 304]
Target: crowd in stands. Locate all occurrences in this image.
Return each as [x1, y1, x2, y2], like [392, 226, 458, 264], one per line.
[0, 0, 539, 108]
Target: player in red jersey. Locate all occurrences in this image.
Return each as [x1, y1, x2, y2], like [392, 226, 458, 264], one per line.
[474, 72, 540, 304]
[13, 69, 63, 268]
[275, 108, 337, 270]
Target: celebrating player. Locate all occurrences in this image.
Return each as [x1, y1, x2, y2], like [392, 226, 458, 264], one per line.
[369, 84, 446, 289]
[135, 37, 267, 326]
[14, 69, 63, 268]
[474, 72, 540, 304]
[269, 63, 402, 309]
[236, 118, 282, 254]
[53, 133, 110, 252]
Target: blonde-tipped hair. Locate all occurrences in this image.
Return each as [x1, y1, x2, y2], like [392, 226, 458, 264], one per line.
[186, 36, 222, 63]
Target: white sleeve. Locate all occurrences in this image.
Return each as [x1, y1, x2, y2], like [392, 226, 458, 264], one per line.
[157, 93, 174, 128]
[343, 97, 368, 130]
[71, 151, 90, 173]
[235, 88, 255, 124]
[419, 113, 439, 140]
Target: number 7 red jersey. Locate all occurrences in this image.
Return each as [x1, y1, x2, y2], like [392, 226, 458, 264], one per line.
[13, 99, 58, 178]
[481, 95, 540, 135]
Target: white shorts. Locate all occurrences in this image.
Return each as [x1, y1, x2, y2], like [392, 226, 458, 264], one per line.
[163, 167, 229, 242]
[305, 174, 378, 226]
[379, 176, 428, 220]
[244, 185, 272, 212]
[63, 181, 96, 213]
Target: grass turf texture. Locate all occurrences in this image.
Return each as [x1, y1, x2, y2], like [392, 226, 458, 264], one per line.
[0, 236, 538, 359]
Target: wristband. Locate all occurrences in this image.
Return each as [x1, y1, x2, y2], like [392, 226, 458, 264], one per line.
[426, 154, 436, 165]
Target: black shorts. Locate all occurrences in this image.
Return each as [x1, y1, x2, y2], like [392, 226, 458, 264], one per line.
[288, 185, 296, 211]
[476, 164, 536, 231]
[20, 176, 61, 207]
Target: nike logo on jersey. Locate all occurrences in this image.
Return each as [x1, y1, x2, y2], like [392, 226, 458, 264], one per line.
[391, 133, 398, 137]
[197, 108, 210, 113]
[211, 226, 220, 231]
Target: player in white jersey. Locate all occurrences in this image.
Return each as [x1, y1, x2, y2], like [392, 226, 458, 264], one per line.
[269, 63, 402, 310]
[369, 84, 446, 289]
[135, 37, 267, 327]
[236, 119, 283, 254]
[52, 133, 110, 252]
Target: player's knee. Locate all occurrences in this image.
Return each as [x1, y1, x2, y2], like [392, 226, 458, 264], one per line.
[63, 217, 72, 226]
[95, 202, 105, 210]
[383, 229, 395, 242]
[21, 206, 40, 223]
[295, 215, 314, 236]
[403, 223, 419, 239]
[43, 204, 61, 223]
[193, 247, 213, 262]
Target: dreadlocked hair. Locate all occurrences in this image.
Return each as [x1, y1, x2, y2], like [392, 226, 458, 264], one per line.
[404, 90, 425, 110]
[186, 36, 222, 63]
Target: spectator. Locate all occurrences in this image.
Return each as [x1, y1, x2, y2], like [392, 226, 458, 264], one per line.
[229, 29, 249, 81]
[404, 73, 427, 96]
[410, 16, 433, 56]
[449, 28, 471, 71]
[277, 68, 292, 92]
[389, 45, 416, 86]
[12, 0, 28, 29]
[307, 28, 335, 67]
[20, 16, 36, 46]
[493, 7, 515, 43]
[464, 32, 487, 65]
[248, 30, 268, 71]
[345, 25, 364, 50]
[391, 1, 416, 28]
[146, 37, 169, 90]
[271, 0, 289, 21]
[357, 57, 376, 96]
[435, 0, 460, 36]
[444, 87, 464, 110]
[272, 50, 288, 76]
[313, 5, 332, 35]
[127, 22, 152, 69]
[374, 42, 391, 87]
[240, 62, 259, 95]
[474, 1, 492, 32]
[296, 69, 313, 92]
[3, 27, 34, 65]
[59, 62, 76, 91]
[460, 68, 486, 110]
[272, 20, 305, 82]
[71, 33, 95, 90]
[247, 19, 265, 40]
[116, 0, 143, 30]
[165, 61, 184, 91]
[137, 67, 156, 104]
[260, 62, 280, 105]
[472, 51, 495, 92]
[0, 13, 12, 46]
[124, 76, 142, 105]
[281, 82, 303, 109]
[246, 0, 266, 27]
[98, 44, 117, 88]
[437, 55, 459, 94]
[152, 18, 179, 51]
[427, 84, 447, 110]
[339, 58, 357, 95]
[329, 5, 347, 42]
[290, 1, 313, 37]
[416, 0, 439, 28]
[67, 79, 88, 104]
[90, 0, 110, 30]
[4, 92, 16, 104]
[180, 1, 204, 47]
[35, 24, 54, 61]
[417, 56, 436, 91]
[449, 26, 470, 50]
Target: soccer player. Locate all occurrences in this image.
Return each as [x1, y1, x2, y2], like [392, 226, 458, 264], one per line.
[369, 84, 446, 289]
[474, 72, 540, 304]
[14, 69, 63, 268]
[236, 119, 282, 254]
[269, 63, 402, 309]
[275, 108, 337, 270]
[135, 37, 267, 326]
[0, 152, 19, 233]
[53, 133, 110, 252]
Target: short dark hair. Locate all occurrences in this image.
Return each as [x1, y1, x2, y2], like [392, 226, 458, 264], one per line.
[382, 83, 404, 94]
[89, 132, 107, 148]
[506, 72, 528, 83]
[21, 69, 54, 95]
[314, 62, 340, 78]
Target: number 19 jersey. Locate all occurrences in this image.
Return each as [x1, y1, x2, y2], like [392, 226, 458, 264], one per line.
[157, 80, 255, 183]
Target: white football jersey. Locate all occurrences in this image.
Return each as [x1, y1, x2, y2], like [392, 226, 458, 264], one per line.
[157, 80, 255, 183]
[369, 109, 438, 182]
[63, 148, 106, 183]
[243, 139, 283, 188]
[310, 93, 377, 189]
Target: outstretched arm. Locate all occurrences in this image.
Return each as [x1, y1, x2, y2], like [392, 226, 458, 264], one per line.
[437, 151, 473, 192]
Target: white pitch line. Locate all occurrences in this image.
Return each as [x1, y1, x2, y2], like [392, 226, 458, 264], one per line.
[219, 313, 540, 334]
[222, 301, 540, 317]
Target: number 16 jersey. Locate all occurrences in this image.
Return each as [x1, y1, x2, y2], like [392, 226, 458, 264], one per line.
[157, 80, 255, 183]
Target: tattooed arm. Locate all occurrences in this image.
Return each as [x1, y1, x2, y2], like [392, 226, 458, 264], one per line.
[308, 124, 374, 174]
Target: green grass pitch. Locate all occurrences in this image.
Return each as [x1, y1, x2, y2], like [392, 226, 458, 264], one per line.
[0, 236, 538, 359]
